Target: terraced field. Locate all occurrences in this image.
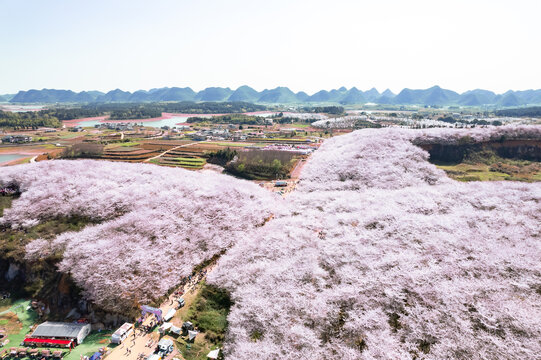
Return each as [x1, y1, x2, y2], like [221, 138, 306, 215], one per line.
[154, 155, 207, 169]
[98, 141, 190, 162]
[100, 145, 160, 162]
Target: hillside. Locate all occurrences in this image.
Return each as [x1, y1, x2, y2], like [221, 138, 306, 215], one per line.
[148, 87, 196, 101]
[459, 89, 497, 106]
[498, 92, 521, 107]
[0, 126, 540, 358]
[11, 89, 105, 103]
[228, 85, 260, 102]
[97, 88, 131, 102]
[381, 88, 395, 98]
[1, 161, 280, 312]
[393, 85, 460, 106]
[340, 87, 365, 104]
[209, 126, 541, 359]
[363, 87, 381, 102]
[295, 91, 310, 102]
[308, 89, 347, 102]
[8, 86, 541, 106]
[195, 87, 233, 101]
[257, 87, 299, 103]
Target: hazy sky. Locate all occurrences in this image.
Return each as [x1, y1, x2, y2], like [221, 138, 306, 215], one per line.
[1, 0, 540, 95]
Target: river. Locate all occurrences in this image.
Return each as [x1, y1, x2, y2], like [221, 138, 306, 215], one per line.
[0, 153, 28, 165]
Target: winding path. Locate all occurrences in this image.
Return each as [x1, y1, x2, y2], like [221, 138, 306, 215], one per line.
[144, 142, 200, 163]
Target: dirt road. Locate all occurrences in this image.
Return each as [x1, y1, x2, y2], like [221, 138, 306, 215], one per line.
[144, 142, 199, 163]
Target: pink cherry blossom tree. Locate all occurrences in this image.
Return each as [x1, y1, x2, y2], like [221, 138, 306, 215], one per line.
[1, 125, 540, 359]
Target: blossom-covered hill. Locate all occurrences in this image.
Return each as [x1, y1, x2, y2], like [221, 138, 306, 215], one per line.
[311, 115, 365, 129]
[209, 127, 541, 359]
[0, 160, 282, 312]
[1, 126, 540, 359]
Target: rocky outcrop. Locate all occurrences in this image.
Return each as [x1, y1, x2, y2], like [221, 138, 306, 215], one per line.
[419, 139, 541, 163]
[5, 262, 20, 281]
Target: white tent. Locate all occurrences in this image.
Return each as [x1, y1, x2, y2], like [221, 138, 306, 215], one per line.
[158, 322, 172, 333]
[170, 325, 181, 335]
[164, 308, 176, 322]
[188, 330, 198, 341]
[207, 349, 220, 359]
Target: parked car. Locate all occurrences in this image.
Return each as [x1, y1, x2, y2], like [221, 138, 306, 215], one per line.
[156, 338, 174, 355]
[177, 298, 185, 308]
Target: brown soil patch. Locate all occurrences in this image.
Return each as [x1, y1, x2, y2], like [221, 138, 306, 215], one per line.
[0, 312, 22, 335]
[58, 273, 71, 295]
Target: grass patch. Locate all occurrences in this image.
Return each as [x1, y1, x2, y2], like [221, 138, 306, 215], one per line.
[103, 142, 141, 150]
[178, 164, 205, 169]
[63, 331, 113, 360]
[43, 144, 61, 149]
[174, 282, 229, 360]
[0, 299, 38, 348]
[105, 146, 140, 152]
[174, 157, 206, 164]
[186, 282, 231, 345]
[436, 163, 511, 182]
[175, 336, 215, 360]
[0, 196, 13, 217]
[0, 312, 22, 335]
[59, 132, 84, 139]
[154, 156, 207, 169]
[120, 142, 140, 147]
[209, 142, 249, 147]
[432, 148, 541, 182]
[436, 161, 540, 182]
[251, 137, 308, 142]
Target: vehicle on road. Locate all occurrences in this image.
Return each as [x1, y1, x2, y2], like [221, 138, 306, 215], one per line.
[177, 298, 185, 308]
[111, 323, 134, 344]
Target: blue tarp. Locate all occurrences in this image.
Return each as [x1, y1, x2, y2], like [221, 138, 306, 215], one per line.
[89, 352, 102, 360]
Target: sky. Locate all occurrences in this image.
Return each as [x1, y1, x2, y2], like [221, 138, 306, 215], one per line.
[1, 0, 540, 95]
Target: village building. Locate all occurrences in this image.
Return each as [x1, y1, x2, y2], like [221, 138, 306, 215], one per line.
[1, 135, 32, 143]
[25, 321, 91, 347]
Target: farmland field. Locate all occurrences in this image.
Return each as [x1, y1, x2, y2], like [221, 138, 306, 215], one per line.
[151, 156, 206, 169]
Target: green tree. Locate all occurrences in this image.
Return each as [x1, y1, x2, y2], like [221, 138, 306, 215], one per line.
[271, 159, 282, 173]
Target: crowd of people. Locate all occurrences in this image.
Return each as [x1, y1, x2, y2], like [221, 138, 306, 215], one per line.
[106, 263, 216, 360]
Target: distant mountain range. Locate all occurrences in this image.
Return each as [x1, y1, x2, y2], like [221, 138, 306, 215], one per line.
[4, 85, 541, 107]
